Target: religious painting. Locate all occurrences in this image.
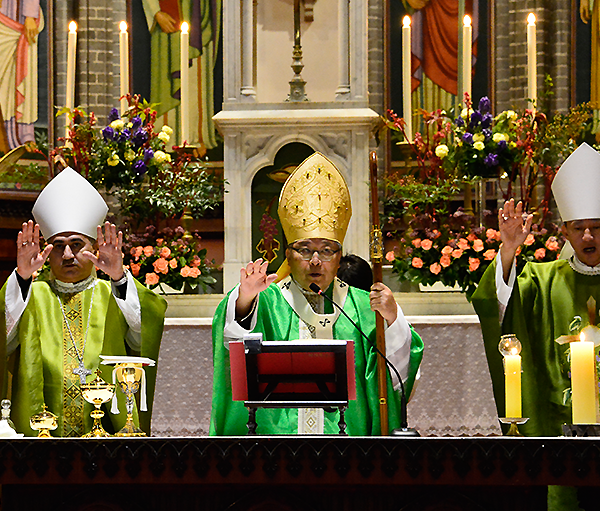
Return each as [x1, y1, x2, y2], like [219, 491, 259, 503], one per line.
[389, 0, 488, 141]
[128, 0, 224, 159]
[0, 0, 51, 192]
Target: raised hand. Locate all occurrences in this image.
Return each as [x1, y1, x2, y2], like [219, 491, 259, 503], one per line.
[16, 220, 53, 280]
[79, 222, 124, 281]
[235, 259, 278, 319]
[499, 199, 534, 282]
[370, 282, 398, 325]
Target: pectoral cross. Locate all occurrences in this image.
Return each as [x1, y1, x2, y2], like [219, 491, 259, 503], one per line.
[73, 360, 92, 385]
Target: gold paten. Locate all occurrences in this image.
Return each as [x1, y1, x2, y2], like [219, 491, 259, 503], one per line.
[114, 363, 146, 437]
[81, 370, 115, 438]
[278, 152, 352, 245]
[30, 405, 58, 438]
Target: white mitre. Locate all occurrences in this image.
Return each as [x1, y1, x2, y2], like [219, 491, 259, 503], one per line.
[552, 142, 600, 222]
[32, 167, 107, 240]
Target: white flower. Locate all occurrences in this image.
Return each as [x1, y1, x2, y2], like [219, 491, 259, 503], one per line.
[110, 119, 125, 131]
[473, 141, 485, 151]
[492, 133, 507, 143]
[153, 150, 168, 163]
[435, 144, 449, 158]
[158, 131, 170, 143]
[461, 108, 469, 118]
[506, 110, 518, 120]
[161, 125, 173, 136]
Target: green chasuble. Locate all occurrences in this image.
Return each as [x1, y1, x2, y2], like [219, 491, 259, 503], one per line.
[0, 278, 167, 437]
[210, 281, 424, 436]
[472, 259, 600, 437]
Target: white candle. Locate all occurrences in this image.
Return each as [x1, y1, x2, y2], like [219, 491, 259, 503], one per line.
[65, 21, 77, 139]
[527, 13, 537, 110]
[504, 352, 522, 418]
[462, 15, 472, 105]
[402, 16, 412, 142]
[119, 21, 129, 113]
[571, 334, 598, 424]
[180, 22, 190, 145]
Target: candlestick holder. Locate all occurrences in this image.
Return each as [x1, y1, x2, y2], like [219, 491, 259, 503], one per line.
[562, 424, 600, 437]
[499, 417, 529, 436]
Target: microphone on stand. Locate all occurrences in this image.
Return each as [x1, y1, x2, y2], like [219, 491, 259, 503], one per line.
[309, 283, 419, 437]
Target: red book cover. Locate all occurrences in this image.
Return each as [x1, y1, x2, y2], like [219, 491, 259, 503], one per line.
[159, 0, 181, 26]
[229, 341, 248, 400]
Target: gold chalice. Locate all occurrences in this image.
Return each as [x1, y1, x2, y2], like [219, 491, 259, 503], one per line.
[81, 370, 115, 438]
[30, 405, 58, 438]
[114, 362, 146, 437]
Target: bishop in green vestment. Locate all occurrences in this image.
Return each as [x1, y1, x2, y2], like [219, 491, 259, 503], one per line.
[473, 144, 600, 438]
[1, 168, 167, 437]
[210, 152, 424, 436]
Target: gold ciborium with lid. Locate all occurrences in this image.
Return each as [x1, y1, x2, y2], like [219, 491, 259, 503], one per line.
[30, 405, 58, 438]
[81, 370, 115, 438]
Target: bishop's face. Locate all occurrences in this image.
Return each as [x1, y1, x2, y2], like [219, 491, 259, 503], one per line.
[48, 232, 96, 283]
[561, 219, 600, 267]
[286, 238, 342, 292]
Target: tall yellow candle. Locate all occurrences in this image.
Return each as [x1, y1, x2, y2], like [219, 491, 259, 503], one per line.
[571, 335, 597, 424]
[180, 21, 190, 145]
[527, 13, 537, 110]
[65, 21, 77, 139]
[402, 16, 412, 142]
[462, 15, 472, 104]
[504, 352, 522, 418]
[119, 21, 129, 113]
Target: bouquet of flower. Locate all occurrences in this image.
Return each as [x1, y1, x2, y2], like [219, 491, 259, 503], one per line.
[122, 225, 216, 292]
[387, 210, 564, 300]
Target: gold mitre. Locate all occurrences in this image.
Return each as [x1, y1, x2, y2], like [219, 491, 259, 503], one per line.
[278, 152, 352, 245]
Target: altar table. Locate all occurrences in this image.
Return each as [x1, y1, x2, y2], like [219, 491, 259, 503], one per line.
[2, 436, 600, 510]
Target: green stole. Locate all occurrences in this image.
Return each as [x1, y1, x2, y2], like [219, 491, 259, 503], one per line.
[0, 278, 167, 437]
[210, 280, 424, 436]
[472, 259, 600, 437]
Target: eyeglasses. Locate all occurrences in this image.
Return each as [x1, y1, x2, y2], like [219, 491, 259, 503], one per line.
[290, 246, 340, 262]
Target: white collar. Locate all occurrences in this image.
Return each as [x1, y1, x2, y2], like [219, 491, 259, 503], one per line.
[568, 255, 600, 276]
[50, 274, 97, 294]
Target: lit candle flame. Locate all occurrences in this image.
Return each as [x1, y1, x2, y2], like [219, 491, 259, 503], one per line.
[580, 331, 586, 342]
[528, 13, 536, 25]
[403, 15, 411, 28]
[69, 21, 77, 33]
[510, 347, 518, 356]
[181, 21, 189, 34]
[463, 15, 471, 27]
[120, 21, 128, 33]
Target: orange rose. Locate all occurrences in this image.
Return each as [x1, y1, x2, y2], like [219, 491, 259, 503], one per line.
[523, 234, 535, 246]
[515, 246, 522, 256]
[483, 249, 496, 261]
[145, 272, 159, 286]
[153, 257, 169, 274]
[468, 257, 480, 271]
[441, 246, 453, 256]
[130, 262, 141, 277]
[412, 238, 422, 248]
[440, 255, 451, 268]
[545, 237, 560, 251]
[431, 229, 441, 239]
[143, 246, 154, 257]
[420, 239, 433, 250]
[385, 251, 396, 262]
[467, 233, 477, 242]
[534, 248, 546, 260]
[156, 238, 164, 246]
[191, 255, 202, 267]
[429, 262, 441, 275]
[457, 238, 469, 250]
[160, 247, 171, 258]
[486, 228, 499, 241]
[411, 257, 423, 269]
[472, 239, 484, 252]
[180, 265, 192, 277]
[452, 248, 463, 259]
[169, 258, 178, 269]
[189, 267, 201, 278]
